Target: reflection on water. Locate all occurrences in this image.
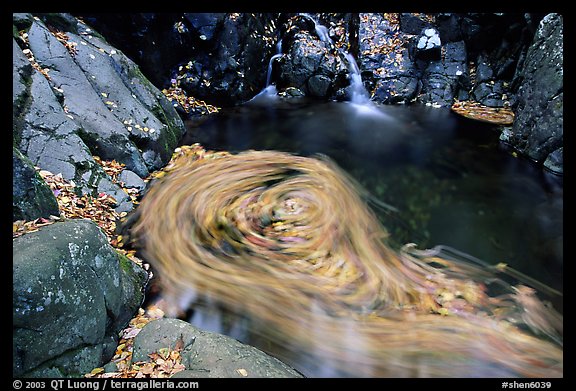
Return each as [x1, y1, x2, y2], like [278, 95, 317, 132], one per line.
[135, 99, 563, 377]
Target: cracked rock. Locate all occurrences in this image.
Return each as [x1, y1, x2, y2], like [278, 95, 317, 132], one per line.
[13, 219, 148, 377]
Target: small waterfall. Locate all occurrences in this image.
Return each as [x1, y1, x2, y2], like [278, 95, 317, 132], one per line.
[251, 40, 283, 101]
[300, 13, 333, 44]
[254, 14, 381, 115]
[266, 54, 282, 87]
[344, 53, 371, 105]
[299, 13, 380, 114]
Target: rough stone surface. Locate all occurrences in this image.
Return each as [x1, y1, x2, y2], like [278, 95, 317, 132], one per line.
[509, 13, 563, 173]
[277, 28, 345, 98]
[118, 170, 147, 191]
[14, 13, 185, 211]
[13, 219, 148, 377]
[13, 44, 132, 212]
[132, 318, 303, 378]
[13, 147, 60, 221]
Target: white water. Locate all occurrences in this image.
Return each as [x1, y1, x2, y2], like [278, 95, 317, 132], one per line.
[254, 13, 384, 117]
[266, 53, 283, 87]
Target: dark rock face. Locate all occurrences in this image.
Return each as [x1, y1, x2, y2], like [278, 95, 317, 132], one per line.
[13, 219, 148, 377]
[13, 13, 185, 212]
[82, 13, 279, 107]
[417, 40, 468, 106]
[508, 13, 563, 174]
[13, 147, 60, 221]
[132, 318, 303, 378]
[176, 13, 277, 106]
[76, 14, 195, 89]
[361, 14, 420, 104]
[360, 13, 536, 108]
[277, 31, 344, 97]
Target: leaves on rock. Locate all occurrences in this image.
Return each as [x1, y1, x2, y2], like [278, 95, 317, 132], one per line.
[47, 26, 78, 57]
[85, 306, 186, 378]
[162, 77, 219, 115]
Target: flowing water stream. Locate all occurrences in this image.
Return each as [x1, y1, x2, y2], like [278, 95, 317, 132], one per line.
[137, 16, 562, 377]
[168, 97, 564, 377]
[182, 99, 563, 296]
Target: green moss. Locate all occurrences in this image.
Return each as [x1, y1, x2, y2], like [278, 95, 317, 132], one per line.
[116, 252, 135, 274]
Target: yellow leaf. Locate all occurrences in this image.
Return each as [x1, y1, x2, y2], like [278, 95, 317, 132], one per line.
[90, 367, 104, 375]
[158, 347, 170, 360]
[115, 343, 126, 354]
[236, 368, 248, 377]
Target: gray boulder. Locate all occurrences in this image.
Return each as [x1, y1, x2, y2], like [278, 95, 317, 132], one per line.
[13, 37, 133, 212]
[13, 13, 185, 212]
[13, 219, 148, 377]
[509, 13, 563, 174]
[132, 318, 303, 378]
[13, 146, 60, 221]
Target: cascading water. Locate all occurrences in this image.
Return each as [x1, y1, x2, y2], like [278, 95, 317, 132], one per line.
[257, 13, 383, 116]
[266, 39, 283, 87]
[344, 52, 370, 104]
[250, 40, 282, 101]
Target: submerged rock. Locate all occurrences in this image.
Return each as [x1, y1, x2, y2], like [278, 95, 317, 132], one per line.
[132, 318, 303, 378]
[13, 219, 148, 377]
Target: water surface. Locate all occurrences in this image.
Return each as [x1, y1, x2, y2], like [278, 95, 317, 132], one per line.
[183, 98, 563, 295]
[172, 97, 563, 376]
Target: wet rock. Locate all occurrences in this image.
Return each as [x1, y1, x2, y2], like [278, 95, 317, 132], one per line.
[510, 13, 563, 173]
[476, 55, 495, 83]
[373, 75, 420, 104]
[13, 147, 60, 221]
[13, 219, 148, 377]
[132, 318, 303, 378]
[277, 29, 344, 98]
[471, 80, 507, 107]
[417, 41, 469, 107]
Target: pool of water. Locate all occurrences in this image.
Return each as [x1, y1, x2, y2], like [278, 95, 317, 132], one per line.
[167, 96, 563, 377]
[182, 97, 563, 296]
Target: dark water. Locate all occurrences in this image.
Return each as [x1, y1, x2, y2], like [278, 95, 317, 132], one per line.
[182, 96, 563, 297]
[175, 96, 563, 376]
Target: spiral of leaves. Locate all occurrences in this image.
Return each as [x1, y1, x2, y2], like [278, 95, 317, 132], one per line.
[133, 149, 562, 377]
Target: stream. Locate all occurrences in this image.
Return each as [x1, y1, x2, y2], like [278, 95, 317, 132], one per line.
[171, 96, 563, 377]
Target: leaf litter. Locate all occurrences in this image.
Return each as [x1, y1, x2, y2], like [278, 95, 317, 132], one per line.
[12, 156, 187, 377]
